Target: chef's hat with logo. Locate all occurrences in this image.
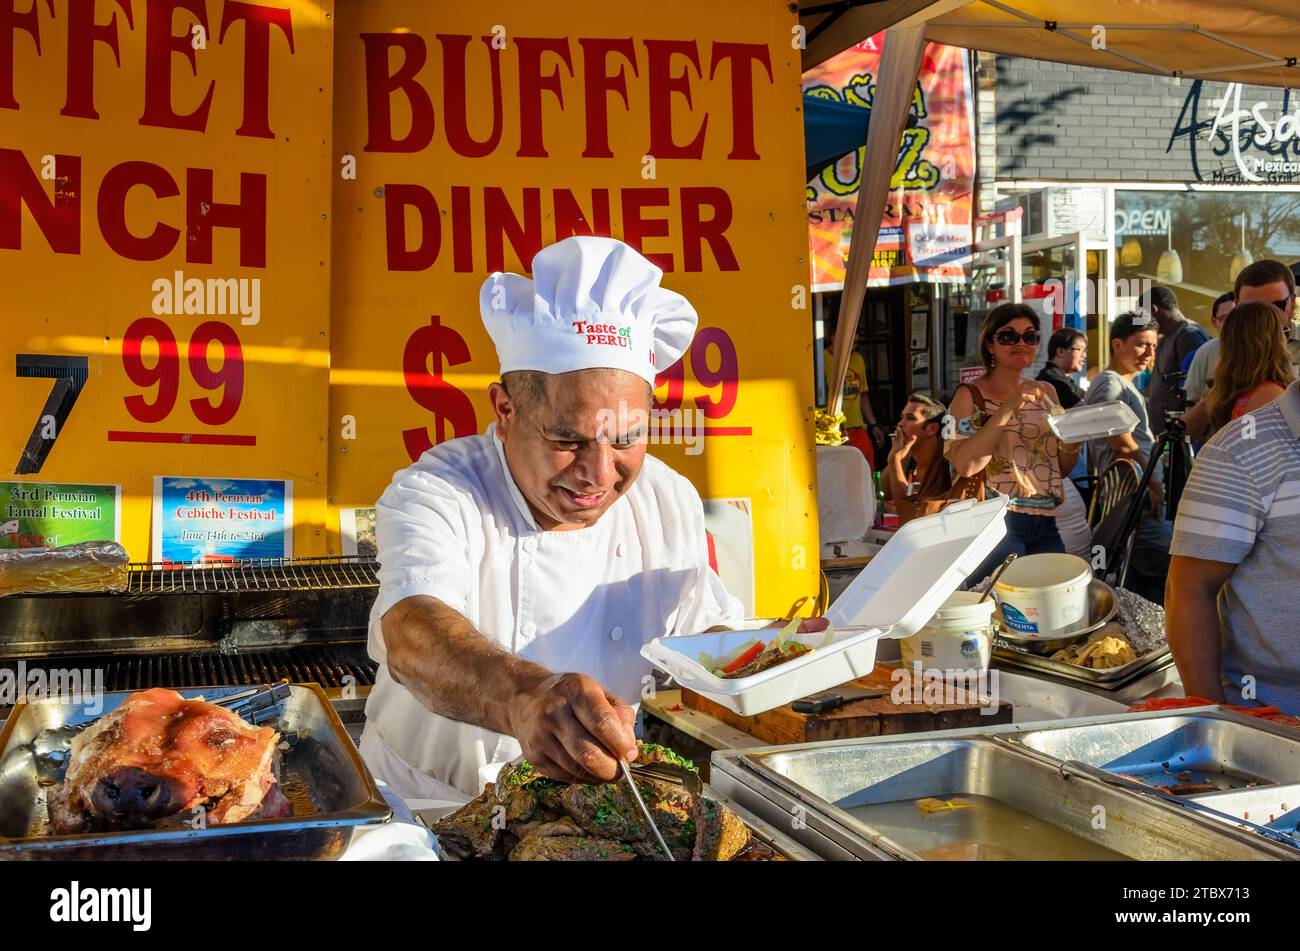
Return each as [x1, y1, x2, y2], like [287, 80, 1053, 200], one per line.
[479, 236, 698, 385]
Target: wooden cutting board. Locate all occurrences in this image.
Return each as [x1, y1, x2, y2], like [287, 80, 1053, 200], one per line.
[680, 665, 1012, 745]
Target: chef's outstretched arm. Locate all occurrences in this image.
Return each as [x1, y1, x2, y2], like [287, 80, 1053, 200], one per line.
[382, 595, 638, 784]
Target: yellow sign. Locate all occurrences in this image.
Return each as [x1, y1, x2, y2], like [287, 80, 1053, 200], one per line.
[328, 1, 818, 613]
[0, 0, 334, 560]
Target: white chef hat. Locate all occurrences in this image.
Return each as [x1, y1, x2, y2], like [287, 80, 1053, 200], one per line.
[479, 236, 698, 385]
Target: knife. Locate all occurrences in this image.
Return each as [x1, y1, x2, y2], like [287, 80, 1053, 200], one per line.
[791, 685, 890, 714]
[619, 760, 676, 861]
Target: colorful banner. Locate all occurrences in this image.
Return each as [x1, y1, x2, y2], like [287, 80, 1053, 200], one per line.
[0, 481, 120, 549]
[804, 35, 976, 290]
[0, 1, 334, 561]
[152, 476, 292, 564]
[327, 1, 819, 615]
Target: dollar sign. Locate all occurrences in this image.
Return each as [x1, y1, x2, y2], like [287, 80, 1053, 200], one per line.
[402, 315, 478, 460]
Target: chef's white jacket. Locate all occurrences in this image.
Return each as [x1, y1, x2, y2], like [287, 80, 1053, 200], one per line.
[362, 424, 744, 797]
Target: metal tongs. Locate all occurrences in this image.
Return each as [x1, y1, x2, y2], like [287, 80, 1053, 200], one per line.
[619, 760, 677, 861]
[210, 679, 293, 726]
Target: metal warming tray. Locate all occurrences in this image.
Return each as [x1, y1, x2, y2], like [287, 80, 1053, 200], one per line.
[990, 581, 1174, 689]
[1189, 783, 1300, 836]
[0, 683, 391, 860]
[1007, 710, 1300, 792]
[710, 724, 1300, 860]
[993, 639, 1174, 688]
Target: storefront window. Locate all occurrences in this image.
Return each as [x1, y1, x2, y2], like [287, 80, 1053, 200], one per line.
[1114, 189, 1300, 326]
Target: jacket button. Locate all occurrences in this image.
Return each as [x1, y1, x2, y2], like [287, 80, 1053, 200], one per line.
[610, 626, 623, 641]
[615, 543, 624, 557]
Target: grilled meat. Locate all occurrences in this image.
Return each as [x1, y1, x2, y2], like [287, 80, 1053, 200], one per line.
[692, 795, 749, 861]
[49, 687, 288, 834]
[509, 818, 637, 861]
[434, 743, 767, 861]
[430, 784, 503, 859]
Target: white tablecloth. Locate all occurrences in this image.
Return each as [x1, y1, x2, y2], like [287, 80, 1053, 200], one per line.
[338, 782, 441, 861]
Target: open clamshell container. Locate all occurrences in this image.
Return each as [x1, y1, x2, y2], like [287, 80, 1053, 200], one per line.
[642, 497, 1010, 716]
[1046, 399, 1139, 443]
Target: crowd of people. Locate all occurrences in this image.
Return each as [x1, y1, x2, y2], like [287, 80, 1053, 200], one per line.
[835, 257, 1300, 712]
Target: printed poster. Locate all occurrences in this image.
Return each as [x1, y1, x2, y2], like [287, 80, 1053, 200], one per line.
[0, 481, 120, 549]
[152, 477, 292, 564]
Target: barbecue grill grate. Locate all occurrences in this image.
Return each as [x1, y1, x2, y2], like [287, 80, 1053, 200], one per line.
[0, 645, 378, 693]
[126, 556, 379, 594]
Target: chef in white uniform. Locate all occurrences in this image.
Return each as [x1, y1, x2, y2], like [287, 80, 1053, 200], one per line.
[359, 236, 747, 802]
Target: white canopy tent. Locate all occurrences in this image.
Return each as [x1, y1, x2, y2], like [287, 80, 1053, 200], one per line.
[801, 0, 1300, 414]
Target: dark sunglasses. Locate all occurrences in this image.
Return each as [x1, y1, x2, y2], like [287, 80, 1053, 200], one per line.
[1272, 297, 1292, 311]
[993, 328, 1042, 346]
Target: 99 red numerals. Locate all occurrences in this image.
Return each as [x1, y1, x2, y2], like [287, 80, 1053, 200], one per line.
[654, 326, 739, 417]
[121, 318, 245, 425]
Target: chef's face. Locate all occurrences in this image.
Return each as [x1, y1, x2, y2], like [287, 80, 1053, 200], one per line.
[491, 369, 650, 531]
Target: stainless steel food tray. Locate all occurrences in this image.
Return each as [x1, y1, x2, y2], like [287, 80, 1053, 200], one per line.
[1189, 783, 1300, 835]
[992, 639, 1172, 688]
[1007, 710, 1300, 792]
[710, 710, 1300, 860]
[0, 683, 390, 860]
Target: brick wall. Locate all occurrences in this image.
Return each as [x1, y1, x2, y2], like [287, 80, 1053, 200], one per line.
[993, 57, 1300, 185]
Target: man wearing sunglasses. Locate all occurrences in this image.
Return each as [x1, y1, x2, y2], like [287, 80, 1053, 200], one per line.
[1232, 258, 1296, 365]
[1139, 286, 1210, 433]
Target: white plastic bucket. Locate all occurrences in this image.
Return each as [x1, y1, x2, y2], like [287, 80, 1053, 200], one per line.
[993, 553, 1091, 638]
[900, 591, 997, 672]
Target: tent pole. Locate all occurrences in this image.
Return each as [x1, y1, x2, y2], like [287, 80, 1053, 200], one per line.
[828, 23, 929, 421]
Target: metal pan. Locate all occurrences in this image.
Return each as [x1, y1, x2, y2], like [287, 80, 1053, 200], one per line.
[993, 640, 1173, 688]
[711, 732, 1296, 860]
[1007, 711, 1300, 792]
[0, 683, 390, 860]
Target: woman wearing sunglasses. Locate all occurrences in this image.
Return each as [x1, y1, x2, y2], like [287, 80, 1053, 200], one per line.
[946, 302, 1082, 582]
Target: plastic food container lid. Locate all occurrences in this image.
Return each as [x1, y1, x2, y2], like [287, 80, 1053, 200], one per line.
[822, 495, 1010, 639]
[1046, 400, 1139, 443]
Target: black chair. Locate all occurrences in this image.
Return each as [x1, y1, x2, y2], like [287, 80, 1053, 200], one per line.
[1087, 459, 1142, 529]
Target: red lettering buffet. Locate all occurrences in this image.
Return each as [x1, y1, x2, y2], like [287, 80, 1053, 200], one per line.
[1, 2, 772, 275]
[363, 32, 769, 274]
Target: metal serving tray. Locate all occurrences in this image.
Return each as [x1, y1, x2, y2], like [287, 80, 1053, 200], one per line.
[1007, 711, 1300, 792]
[711, 732, 1297, 860]
[1189, 783, 1300, 836]
[0, 683, 390, 860]
[992, 640, 1173, 688]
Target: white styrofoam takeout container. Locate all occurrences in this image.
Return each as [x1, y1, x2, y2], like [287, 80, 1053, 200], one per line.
[641, 496, 1010, 716]
[1046, 400, 1139, 443]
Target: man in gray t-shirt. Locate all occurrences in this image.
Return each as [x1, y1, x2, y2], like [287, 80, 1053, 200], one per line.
[1168, 381, 1300, 712]
[1084, 313, 1170, 602]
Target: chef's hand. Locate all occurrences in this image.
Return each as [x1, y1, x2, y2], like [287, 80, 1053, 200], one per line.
[509, 672, 639, 784]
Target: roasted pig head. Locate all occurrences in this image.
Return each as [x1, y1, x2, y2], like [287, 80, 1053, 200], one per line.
[50, 687, 289, 833]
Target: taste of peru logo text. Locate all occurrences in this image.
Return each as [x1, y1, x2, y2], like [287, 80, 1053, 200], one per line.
[572, 320, 633, 348]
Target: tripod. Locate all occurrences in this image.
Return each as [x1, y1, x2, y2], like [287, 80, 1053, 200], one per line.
[1105, 413, 1194, 589]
